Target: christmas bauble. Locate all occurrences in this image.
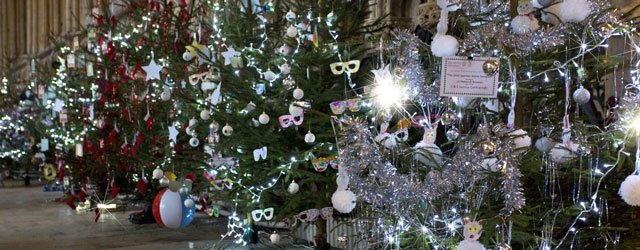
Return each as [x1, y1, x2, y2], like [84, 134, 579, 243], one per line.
[178, 186, 190, 195]
[189, 118, 198, 127]
[210, 121, 219, 131]
[619, 175, 640, 206]
[200, 110, 210, 120]
[222, 124, 234, 136]
[159, 176, 170, 187]
[263, 70, 276, 81]
[293, 88, 304, 100]
[160, 90, 171, 101]
[441, 111, 457, 125]
[509, 129, 532, 152]
[481, 157, 501, 172]
[289, 103, 304, 117]
[288, 181, 299, 194]
[278, 45, 291, 56]
[480, 140, 495, 156]
[285, 10, 296, 21]
[332, 190, 356, 213]
[270, 232, 281, 244]
[482, 59, 500, 75]
[279, 63, 291, 75]
[282, 76, 296, 89]
[304, 131, 316, 144]
[286, 25, 298, 37]
[258, 112, 270, 124]
[414, 143, 443, 167]
[573, 86, 591, 105]
[184, 198, 194, 208]
[559, 0, 590, 23]
[431, 34, 459, 57]
[182, 51, 194, 61]
[189, 137, 200, 147]
[549, 143, 577, 163]
[153, 168, 164, 179]
[446, 127, 460, 141]
[535, 137, 556, 153]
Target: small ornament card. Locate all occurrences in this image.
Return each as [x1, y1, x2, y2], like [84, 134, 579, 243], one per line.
[439, 56, 499, 98]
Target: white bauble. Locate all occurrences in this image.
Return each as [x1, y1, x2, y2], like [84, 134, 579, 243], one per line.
[332, 190, 357, 213]
[210, 121, 220, 131]
[414, 142, 443, 167]
[178, 186, 189, 195]
[289, 103, 304, 117]
[541, 3, 561, 25]
[549, 143, 577, 164]
[481, 157, 501, 172]
[288, 181, 299, 194]
[270, 232, 281, 244]
[189, 137, 200, 147]
[184, 199, 195, 208]
[263, 70, 276, 81]
[535, 137, 556, 153]
[456, 240, 486, 250]
[189, 118, 198, 127]
[159, 176, 170, 187]
[182, 51, 194, 61]
[279, 63, 291, 75]
[152, 168, 164, 179]
[258, 112, 270, 124]
[304, 131, 316, 144]
[511, 16, 539, 35]
[431, 34, 459, 57]
[559, 0, 590, 23]
[278, 45, 291, 56]
[293, 88, 304, 100]
[160, 90, 171, 101]
[509, 129, 532, 152]
[222, 124, 234, 136]
[285, 10, 296, 21]
[186, 127, 195, 136]
[200, 110, 210, 120]
[286, 25, 298, 37]
[573, 86, 591, 105]
[619, 175, 640, 206]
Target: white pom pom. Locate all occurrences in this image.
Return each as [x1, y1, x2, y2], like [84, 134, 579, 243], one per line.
[293, 88, 304, 100]
[258, 112, 270, 125]
[559, 0, 590, 23]
[549, 143, 577, 164]
[431, 34, 459, 57]
[270, 232, 281, 244]
[511, 16, 539, 35]
[200, 110, 210, 120]
[289, 104, 304, 117]
[332, 190, 356, 213]
[541, 4, 561, 25]
[182, 51, 194, 61]
[286, 25, 298, 37]
[573, 86, 591, 105]
[619, 175, 640, 206]
[152, 168, 164, 179]
[535, 137, 556, 153]
[481, 157, 500, 172]
[184, 199, 194, 208]
[509, 129, 532, 152]
[288, 181, 299, 194]
[456, 240, 486, 250]
[414, 143, 443, 167]
[263, 70, 276, 81]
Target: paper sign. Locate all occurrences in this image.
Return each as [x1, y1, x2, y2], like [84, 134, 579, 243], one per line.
[41, 139, 49, 152]
[38, 85, 45, 99]
[73, 37, 80, 50]
[439, 56, 499, 98]
[87, 62, 94, 77]
[60, 109, 68, 124]
[67, 54, 76, 68]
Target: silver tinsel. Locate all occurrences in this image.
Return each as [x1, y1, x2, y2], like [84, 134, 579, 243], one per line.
[389, 30, 438, 105]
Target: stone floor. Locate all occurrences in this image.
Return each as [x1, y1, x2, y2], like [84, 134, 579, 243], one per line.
[0, 180, 309, 250]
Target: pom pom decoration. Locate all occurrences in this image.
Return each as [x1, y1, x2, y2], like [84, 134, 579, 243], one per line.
[332, 190, 357, 214]
[573, 86, 591, 105]
[431, 5, 458, 57]
[182, 51, 194, 61]
[152, 189, 196, 228]
[559, 0, 591, 23]
[152, 167, 164, 179]
[286, 25, 298, 37]
[270, 232, 281, 244]
[288, 180, 299, 194]
[258, 112, 270, 124]
[511, 1, 539, 35]
[619, 175, 640, 206]
[184, 198, 194, 208]
[509, 129, 532, 152]
[263, 69, 276, 82]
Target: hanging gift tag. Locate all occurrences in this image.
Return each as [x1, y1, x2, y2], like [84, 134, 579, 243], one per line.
[439, 57, 499, 98]
[60, 109, 68, 124]
[66, 54, 76, 68]
[37, 85, 45, 99]
[41, 138, 49, 152]
[101, 43, 108, 54]
[73, 37, 80, 50]
[87, 62, 94, 77]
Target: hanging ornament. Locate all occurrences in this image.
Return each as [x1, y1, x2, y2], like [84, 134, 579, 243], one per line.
[304, 131, 316, 144]
[279, 63, 291, 75]
[270, 231, 281, 244]
[509, 129, 532, 153]
[222, 124, 234, 136]
[189, 118, 198, 127]
[289, 103, 304, 117]
[446, 127, 460, 141]
[278, 45, 291, 56]
[511, 1, 540, 35]
[182, 51, 194, 61]
[258, 112, 270, 125]
[263, 69, 276, 81]
[431, 5, 458, 57]
[559, 0, 591, 23]
[535, 137, 556, 153]
[456, 219, 486, 250]
[549, 143, 577, 163]
[152, 167, 164, 179]
[440, 110, 457, 125]
[414, 126, 443, 166]
[160, 90, 171, 102]
[573, 86, 591, 105]
[331, 190, 356, 213]
[282, 76, 296, 89]
[285, 10, 296, 21]
[189, 137, 200, 147]
[482, 59, 500, 75]
[620, 174, 640, 206]
[210, 120, 220, 131]
[286, 25, 298, 37]
[184, 198, 194, 208]
[159, 176, 170, 187]
[480, 140, 495, 156]
[293, 87, 304, 100]
[288, 180, 299, 194]
[200, 110, 210, 120]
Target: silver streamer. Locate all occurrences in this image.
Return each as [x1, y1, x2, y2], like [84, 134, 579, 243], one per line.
[388, 30, 438, 105]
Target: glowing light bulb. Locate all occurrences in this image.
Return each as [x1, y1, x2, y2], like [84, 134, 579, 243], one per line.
[371, 79, 405, 109]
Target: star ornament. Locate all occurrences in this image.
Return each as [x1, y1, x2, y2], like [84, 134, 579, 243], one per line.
[168, 122, 179, 144]
[142, 56, 163, 81]
[185, 41, 205, 57]
[221, 47, 241, 66]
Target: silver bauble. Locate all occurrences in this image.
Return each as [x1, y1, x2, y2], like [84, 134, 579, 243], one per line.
[446, 127, 460, 141]
[200, 110, 210, 120]
[159, 176, 170, 187]
[573, 86, 591, 105]
[293, 88, 304, 100]
[258, 112, 270, 124]
[304, 131, 316, 144]
[288, 181, 299, 194]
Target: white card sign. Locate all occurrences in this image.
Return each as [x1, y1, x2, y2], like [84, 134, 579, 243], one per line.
[439, 56, 499, 98]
